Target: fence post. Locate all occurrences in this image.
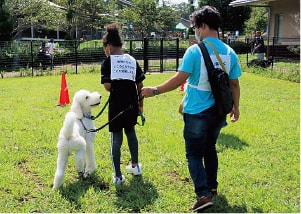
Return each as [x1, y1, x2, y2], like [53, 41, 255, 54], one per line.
[176, 38, 179, 71]
[246, 37, 249, 66]
[143, 37, 148, 73]
[75, 40, 78, 74]
[160, 38, 163, 73]
[129, 40, 133, 56]
[31, 40, 34, 76]
[272, 37, 275, 69]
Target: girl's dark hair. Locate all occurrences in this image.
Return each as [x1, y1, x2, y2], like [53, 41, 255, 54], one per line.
[190, 6, 221, 31]
[102, 23, 123, 47]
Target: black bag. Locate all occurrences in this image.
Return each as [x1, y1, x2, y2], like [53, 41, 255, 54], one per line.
[198, 42, 233, 116]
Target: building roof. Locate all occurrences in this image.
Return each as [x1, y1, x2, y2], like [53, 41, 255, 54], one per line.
[178, 17, 190, 28]
[118, 0, 133, 7]
[47, 0, 133, 9]
[229, 0, 275, 7]
[174, 23, 188, 31]
[48, 0, 66, 10]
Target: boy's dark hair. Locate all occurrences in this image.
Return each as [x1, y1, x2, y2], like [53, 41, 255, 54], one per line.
[190, 6, 221, 31]
[102, 23, 123, 47]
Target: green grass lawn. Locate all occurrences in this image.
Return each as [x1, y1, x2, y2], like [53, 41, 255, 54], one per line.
[0, 72, 299, 212]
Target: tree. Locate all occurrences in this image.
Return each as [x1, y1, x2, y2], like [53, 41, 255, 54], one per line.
[155, 4, 177, 36]
[119, 0, 177, 37]
[55, 0, 112, 39]
[119, 0, 157, 37]
[4, 0, 113, 40]
[244, 7, 268, 35]
[198, 0, 251, 36]
[173, 2, 192, 20]
[0, 0, 13, 40]
[5, 0, 65, 39]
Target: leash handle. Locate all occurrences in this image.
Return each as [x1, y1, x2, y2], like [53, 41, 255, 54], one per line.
[138, 112, 145, 126]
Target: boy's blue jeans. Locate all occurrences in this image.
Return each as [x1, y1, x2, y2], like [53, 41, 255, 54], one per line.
[257, 53, 264, 60]
[183, 106, 226, 197]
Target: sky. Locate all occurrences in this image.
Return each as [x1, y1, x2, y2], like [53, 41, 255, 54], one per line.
[160, 0, 195, 5]
[169, 0, 188, 4]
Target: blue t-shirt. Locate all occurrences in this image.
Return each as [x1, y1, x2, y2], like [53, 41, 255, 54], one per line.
[178, 37, 242, 114]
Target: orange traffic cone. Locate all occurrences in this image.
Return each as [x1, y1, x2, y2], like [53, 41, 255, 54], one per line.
[57, 72, 70, 106]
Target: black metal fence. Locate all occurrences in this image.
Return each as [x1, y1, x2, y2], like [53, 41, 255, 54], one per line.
[0, 37, 299, 77]
[0, 38, 183, 76]
[269, 37, 300, 62]
[245, 37, 300, 63]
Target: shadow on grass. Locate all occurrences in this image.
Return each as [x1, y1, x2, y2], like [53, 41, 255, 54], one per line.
[59, 174, 109, 209]
[114, 176, 159, 212]
[200, 194, 263, 213]
[217, 133, 249, 152]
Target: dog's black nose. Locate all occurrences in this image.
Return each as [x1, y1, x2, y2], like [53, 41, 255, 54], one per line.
[100, 96, 102, 100]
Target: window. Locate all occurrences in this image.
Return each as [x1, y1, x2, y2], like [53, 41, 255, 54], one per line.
[274, 14, 283, 43]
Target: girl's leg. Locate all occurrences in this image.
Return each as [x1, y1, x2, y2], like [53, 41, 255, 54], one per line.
[111, 130, 123, 177]
[124, 126, 138, 165]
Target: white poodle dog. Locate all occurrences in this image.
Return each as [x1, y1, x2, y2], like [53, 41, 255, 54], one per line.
[53, 89, 101, 189]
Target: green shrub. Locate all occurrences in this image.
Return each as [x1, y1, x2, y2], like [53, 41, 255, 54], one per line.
[229, 40, 250, 54]
[242, 64, 300, 83]
[287, 45, 300, 55]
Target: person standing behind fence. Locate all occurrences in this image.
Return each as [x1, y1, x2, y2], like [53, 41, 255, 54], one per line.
[101, 23, 145, 185]
[141, 5, 241, 212]
[38, 41, 51, 70]
[253, 31, 265, 60]
[47, 38, 56, 69]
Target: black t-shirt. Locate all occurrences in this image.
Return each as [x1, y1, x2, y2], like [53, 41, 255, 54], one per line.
[254, 36, 265, 53]
[101, 54, 145, 132]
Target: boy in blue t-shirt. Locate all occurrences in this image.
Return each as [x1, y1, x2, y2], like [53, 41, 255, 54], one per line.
[141, 5, 242, 212]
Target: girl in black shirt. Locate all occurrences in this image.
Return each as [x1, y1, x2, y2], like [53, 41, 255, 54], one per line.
[101, 23, 145, 185]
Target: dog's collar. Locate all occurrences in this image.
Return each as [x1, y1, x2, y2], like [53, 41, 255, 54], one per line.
[83, 113, 93, 120]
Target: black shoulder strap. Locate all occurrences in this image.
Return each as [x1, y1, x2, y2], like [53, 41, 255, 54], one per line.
[198, 42, 214, 73]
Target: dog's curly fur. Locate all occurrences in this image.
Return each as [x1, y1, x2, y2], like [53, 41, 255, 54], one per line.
[53, 90, 101, 189]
